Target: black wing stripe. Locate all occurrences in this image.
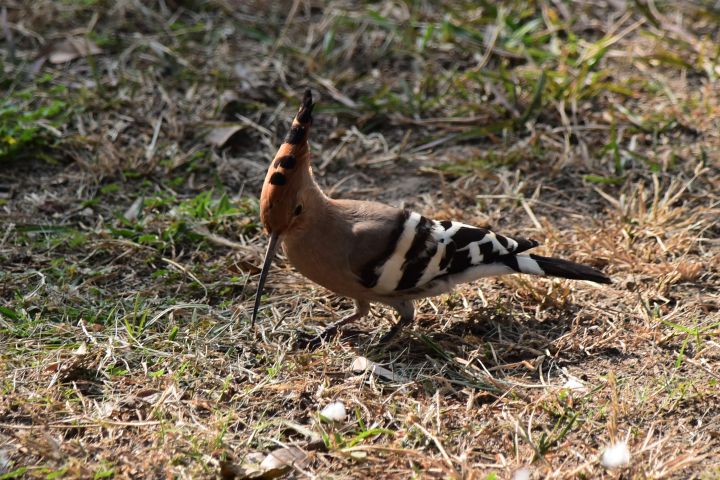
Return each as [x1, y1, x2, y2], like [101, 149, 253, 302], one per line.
[501, 255, 520, 273]
[478, 240, 495, 263]
[396, 216, 435, 290]
[451, 227, 488, 250]
[496, 234, 509, 249]
[438, 241, 456, 271]
[359, 210, 410, 288]
[447, 249, 472, 274]
[514, 237, 540, 253]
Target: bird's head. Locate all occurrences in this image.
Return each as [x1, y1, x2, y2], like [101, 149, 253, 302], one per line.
[252, 89, 315, 327]
[259, 89, 314, 238]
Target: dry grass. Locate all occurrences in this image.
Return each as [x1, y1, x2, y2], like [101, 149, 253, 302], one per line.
[1, 0, 719, 478]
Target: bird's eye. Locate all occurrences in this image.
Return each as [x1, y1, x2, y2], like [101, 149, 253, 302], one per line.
[293, 205, 303, 216]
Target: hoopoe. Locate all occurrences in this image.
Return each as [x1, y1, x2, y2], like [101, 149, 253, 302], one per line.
[251, 90, 611, 346]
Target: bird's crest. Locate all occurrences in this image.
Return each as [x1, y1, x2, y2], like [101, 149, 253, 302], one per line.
[263, 90, 314, 193]
[259, 89, 315, 234]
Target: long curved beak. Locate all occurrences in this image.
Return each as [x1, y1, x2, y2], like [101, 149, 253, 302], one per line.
[251, 232, 280, 327]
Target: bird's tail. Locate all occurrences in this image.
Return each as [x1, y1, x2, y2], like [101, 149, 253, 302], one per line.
[504, 254, 611, 284]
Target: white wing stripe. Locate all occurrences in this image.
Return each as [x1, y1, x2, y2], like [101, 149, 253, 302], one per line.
[468, 242, 482, 263]
[375, 212, 422, 292]
[416, 221, 449, 286]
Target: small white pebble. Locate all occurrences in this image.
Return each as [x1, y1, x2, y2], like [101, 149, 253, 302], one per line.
[512, 466, 531, 480]
[320, 401, 346, 422]
[351, 356, 370, 372]
[601, 441, 631, 468]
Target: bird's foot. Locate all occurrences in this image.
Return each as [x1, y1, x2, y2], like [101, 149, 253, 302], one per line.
[375, 315, 413, 346]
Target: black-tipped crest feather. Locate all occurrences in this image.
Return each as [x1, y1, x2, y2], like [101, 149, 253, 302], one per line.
[296, 89, 314, 124]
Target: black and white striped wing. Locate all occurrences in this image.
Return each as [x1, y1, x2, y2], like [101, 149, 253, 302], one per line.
[360, 211, 539, 295]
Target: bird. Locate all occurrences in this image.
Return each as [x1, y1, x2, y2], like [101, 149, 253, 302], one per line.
[251, 89, 611, 347]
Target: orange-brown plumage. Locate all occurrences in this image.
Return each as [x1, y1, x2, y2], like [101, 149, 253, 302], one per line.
[251, 90, 611, 344]
[259, 90, 314, 236]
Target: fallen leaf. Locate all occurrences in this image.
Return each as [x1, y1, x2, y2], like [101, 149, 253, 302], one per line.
[44, 362, 61, 373]
[207, 125, 244, 147]
[73, 342, 88, 356]
[123, 196, 144, 221]
[219, 90, 243, 119]
[245, 453, 265, 464]
[135, 388, 160, 399]
[562, 375, 587, 393]
[48, 37, 101, 64]
[276, 420, 323, 444]
[219, 460, 262, 480]
[351, 356, 410, 383]
[259, 446, 309, 477]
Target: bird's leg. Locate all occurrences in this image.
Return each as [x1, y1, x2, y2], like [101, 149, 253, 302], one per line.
[377, 300, 415, 344]
[295, 300, 370, 350]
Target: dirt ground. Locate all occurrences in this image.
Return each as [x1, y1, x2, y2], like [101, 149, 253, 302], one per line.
[1, 1, 719, 479]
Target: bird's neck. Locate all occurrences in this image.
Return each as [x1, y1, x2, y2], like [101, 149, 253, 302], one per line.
[299, 163, 328, 209]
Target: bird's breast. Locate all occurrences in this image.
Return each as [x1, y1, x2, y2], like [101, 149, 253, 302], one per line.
[281, 230, 363, 299]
